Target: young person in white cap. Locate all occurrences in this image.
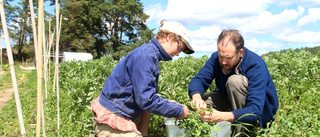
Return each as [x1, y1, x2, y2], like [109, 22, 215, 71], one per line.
[90, 19, 194, 137]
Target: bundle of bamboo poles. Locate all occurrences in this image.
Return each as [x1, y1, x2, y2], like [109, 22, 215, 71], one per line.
[0, 0, 61, 136]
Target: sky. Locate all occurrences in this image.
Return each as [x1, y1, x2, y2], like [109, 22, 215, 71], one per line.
[140, 0, 320, 58]
[2, 0, 320, 58]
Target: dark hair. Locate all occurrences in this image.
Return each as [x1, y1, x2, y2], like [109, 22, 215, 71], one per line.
[217, 29, 244, 53]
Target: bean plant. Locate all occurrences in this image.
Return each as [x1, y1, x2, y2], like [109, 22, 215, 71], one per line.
[0, 50, 319, 136]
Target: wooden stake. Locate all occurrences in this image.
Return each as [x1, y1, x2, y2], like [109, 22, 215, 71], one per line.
[44, 20, 49, 100]
[36, 0, 44, 136]
[0, 0, 26, 136]
[1, 32, 2, 81]
[55, 1, 61, 134]
[41, 96, 46, 137]
[28, 0, 37, 62]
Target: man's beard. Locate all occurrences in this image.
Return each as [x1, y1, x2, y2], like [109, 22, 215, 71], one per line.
[220, 63, 237, 75]
[221, 66, 235, 75]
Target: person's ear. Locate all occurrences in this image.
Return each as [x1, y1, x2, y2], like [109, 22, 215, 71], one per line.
[166, 33, 174, 43]
[239, 48, 244, 58]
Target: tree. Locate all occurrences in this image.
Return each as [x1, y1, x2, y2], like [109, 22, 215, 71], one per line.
[99, 0, 150, 59]
[0, 0, 15, 32]
[116, 27, 155, 58]
[3, 0, 51, 61]
[55, 0, 153, 59]
[13, 0, 31, 61]
[55, 0, 104, 58]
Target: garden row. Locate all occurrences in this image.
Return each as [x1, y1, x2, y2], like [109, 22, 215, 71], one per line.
[0, 49, 319, 136]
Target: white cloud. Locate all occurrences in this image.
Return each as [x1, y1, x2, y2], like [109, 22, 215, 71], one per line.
[239, 7, 304, 36]
[188, 26, 221, 52]
[156, 0, 272, 26]
[276, 30, 320, 43]
[297, 8, 320, 27]
[143, 0, 320, 56]
[301, 0, 320, 5]
[245, 38, 285, 55]
[276, 0, 320, 6]
[191, 39, 217, 53]
[190, 26, 221, 40]
[144, 3, 163, 26]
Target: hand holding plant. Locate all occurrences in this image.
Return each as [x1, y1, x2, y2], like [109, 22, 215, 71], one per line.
[190, 93, 207, 111]
[199, 108, 235, 123]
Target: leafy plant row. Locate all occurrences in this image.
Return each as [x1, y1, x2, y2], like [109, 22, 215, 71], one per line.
[0, 49, 319, 136]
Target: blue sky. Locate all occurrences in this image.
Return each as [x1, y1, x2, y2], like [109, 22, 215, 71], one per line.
[140, 0, 320, 58]
[2, 0, 320, 58]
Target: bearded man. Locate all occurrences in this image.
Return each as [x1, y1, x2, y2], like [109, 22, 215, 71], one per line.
[188, 29, 279, 136]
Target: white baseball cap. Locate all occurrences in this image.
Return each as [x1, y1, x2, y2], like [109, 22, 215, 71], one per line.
[160, 20, 194, 54]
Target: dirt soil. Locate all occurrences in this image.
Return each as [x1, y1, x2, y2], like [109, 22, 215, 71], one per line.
[0, 71, 14, 110]
[0, 70, 28, 110]
[0, 88, 14, 109]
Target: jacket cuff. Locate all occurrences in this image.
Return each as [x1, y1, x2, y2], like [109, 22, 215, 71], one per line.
[231, 110, 240, 121]
[189, 90, 201, 99]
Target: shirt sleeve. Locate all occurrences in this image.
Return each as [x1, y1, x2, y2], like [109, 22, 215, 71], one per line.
[188, 53, 217, 98]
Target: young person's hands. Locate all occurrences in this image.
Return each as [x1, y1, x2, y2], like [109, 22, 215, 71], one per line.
[176, 105, 190, 120]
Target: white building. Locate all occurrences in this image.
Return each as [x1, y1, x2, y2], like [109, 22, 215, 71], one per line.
[62, 52, 93, 62]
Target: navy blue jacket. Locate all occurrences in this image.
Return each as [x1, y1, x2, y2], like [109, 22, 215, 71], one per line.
[99, 38, 184, 121]
[188, 47, 279, 128]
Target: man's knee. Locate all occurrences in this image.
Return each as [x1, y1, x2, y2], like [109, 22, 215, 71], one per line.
[226, 74, 248, 110]
[227, 74, 248, 88]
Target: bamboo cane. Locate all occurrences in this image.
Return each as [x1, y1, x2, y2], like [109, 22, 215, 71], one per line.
[55, 1, 61, 134]
[28, 0, 37, 64]
[36, 0, 44, 136]
[43, 19, 47, 103]
[0, 0, 26, 136]
[29, 0, 44, 136]
[47, 29, 55, 84]
[45, 21, 54, 100]
[43, 20, 49, 100]
[41, 96, 46, 137]
[1, 32, 2, 81]
[46, 20, 51, 100]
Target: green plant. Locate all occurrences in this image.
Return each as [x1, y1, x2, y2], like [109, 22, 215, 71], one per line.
[1, 50, 319, 136]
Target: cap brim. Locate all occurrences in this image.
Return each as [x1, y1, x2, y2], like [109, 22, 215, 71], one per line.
[182, 39, 194, 54]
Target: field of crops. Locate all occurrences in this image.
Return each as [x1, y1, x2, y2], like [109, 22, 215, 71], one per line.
[0, 49, 319, 136]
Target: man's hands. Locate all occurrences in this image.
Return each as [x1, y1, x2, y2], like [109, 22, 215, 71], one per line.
[198, 108, 234, 123]
[173, 93, 235, 122]
[190, 93, 207, 111]
[190, 93, 235, 123]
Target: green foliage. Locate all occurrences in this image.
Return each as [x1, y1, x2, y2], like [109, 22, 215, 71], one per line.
[1, 49, 320, 136]
[176, 105, 216, 137]
[262, 46, 320, 56]
[156, 55, 219, 137]
[58, 55, 118, 136]
[260, 49, 320, 136]
[0, 63, 28, 88]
